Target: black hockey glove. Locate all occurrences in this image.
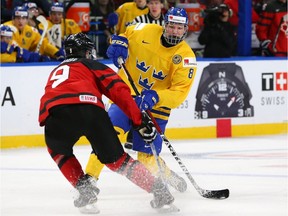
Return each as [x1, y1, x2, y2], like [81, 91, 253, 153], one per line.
[135, 112, 157, 144]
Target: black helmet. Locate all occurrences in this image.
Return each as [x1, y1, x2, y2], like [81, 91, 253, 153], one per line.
[64, 33, 97, 59]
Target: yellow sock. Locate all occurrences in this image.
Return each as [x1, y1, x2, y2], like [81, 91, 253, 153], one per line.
[85, 126, 127, 179]
[85, 153, 105, 179]
[137, 152, 172, 177]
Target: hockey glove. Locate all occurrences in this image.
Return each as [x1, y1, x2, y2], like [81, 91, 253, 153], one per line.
[135, 89, 159, 111]
[28, 52, 42, 62]
[1, 41, 17, 54]
[16, 48, 31, 62]
[106, 35, 128, 68]
[16, 48, 45, 62]
[1, 42, 9, 53]
[135, 112, 157, 144]
[54, 48, 65, 61]
[260, 39, 272, 56]
[40, 55, 51, 62]
[108, 12, 118, 27]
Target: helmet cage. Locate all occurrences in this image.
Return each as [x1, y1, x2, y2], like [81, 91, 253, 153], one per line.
[163, 22, 188, 46]
[163, 7, 188, 46]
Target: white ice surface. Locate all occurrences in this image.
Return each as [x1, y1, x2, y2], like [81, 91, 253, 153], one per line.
[1, 135, 287, 216]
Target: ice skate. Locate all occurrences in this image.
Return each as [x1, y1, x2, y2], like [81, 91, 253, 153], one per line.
[151, 178, 174, 209]
[166, 170, 187, 193]
[74, 174, 100, 214]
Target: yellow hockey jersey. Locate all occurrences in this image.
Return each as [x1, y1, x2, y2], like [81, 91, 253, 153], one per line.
[116, 2, 149, 34]
[4, 21, 59, 58]
[118, 23, 197, 120]
[45, 19, 82, 48]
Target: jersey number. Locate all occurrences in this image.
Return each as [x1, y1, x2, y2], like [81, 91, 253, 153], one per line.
[51, 65, 70, 88]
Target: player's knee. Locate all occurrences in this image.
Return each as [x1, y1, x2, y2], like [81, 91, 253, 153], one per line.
[106, 152, 131, 173]
[46, 138, 73, 156]
[47, 147, 73, 168]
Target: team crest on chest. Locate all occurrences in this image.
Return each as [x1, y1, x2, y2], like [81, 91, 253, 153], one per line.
[138, 74, 154, 89]
[172, 54, 182, 64]
[136, 59, 150, 72]
[152, 69, 167, 80]
[25, 31, 32, 38]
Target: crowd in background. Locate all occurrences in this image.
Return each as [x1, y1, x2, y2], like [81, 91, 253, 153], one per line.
[1, 0, 287, 62]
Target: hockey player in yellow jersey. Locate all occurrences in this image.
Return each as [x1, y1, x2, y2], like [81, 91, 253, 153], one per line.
[85, 7, 197, 193]
[124, 0, 165, 149]
[46, 2, 82, 49]
[2, 6, 64, 61]
[0, 24, 50, 63]
[115, 0, 148, 34]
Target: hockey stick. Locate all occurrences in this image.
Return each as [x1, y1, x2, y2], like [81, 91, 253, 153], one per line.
[272, 14, 287, 52]
[35, 15, 48, 53]
[118, 58, 229, 199]
[149, 140, 180, 212]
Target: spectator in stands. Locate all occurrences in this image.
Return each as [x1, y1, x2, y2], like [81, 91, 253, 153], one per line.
[0, 24, 50, 62]
[113, 0, 133, 9]
[115, 0, 149, 34]
[198, 3, 237, 57]
[256, 0, 287, 56]
[90, 0, 117, 58]
[3, 6, 64, 61]
[131, 0, 165, 26]
[1, 0, 51, 23]
[47, 2, 82, 49]
[201, 0, 224, 7]
[224, 0, 259, 27]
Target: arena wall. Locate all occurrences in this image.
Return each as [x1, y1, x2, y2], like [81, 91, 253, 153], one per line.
[1, 58, 287, 148]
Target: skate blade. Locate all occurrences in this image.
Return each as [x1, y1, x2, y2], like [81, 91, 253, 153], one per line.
[155, 204, 180, 213]
[79, 203, 100, 214]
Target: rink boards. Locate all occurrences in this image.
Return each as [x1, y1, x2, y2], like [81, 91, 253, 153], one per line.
[1, 58, 287, 148]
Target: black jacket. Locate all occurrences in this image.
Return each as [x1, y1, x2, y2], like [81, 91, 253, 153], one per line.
[198, 18, 237, 58]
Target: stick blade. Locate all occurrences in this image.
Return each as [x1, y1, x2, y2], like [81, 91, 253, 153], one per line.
[201, 189, 230, 199]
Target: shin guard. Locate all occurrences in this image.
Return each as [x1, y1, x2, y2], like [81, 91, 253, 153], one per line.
[48, 147, 84, 187]
[106, 152, 156, 193]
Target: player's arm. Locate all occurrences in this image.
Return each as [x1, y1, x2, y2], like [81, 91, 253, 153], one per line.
[94, 66, 157, 142]
[66, 19, 82, 34]
[93, 66, 141, 125]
